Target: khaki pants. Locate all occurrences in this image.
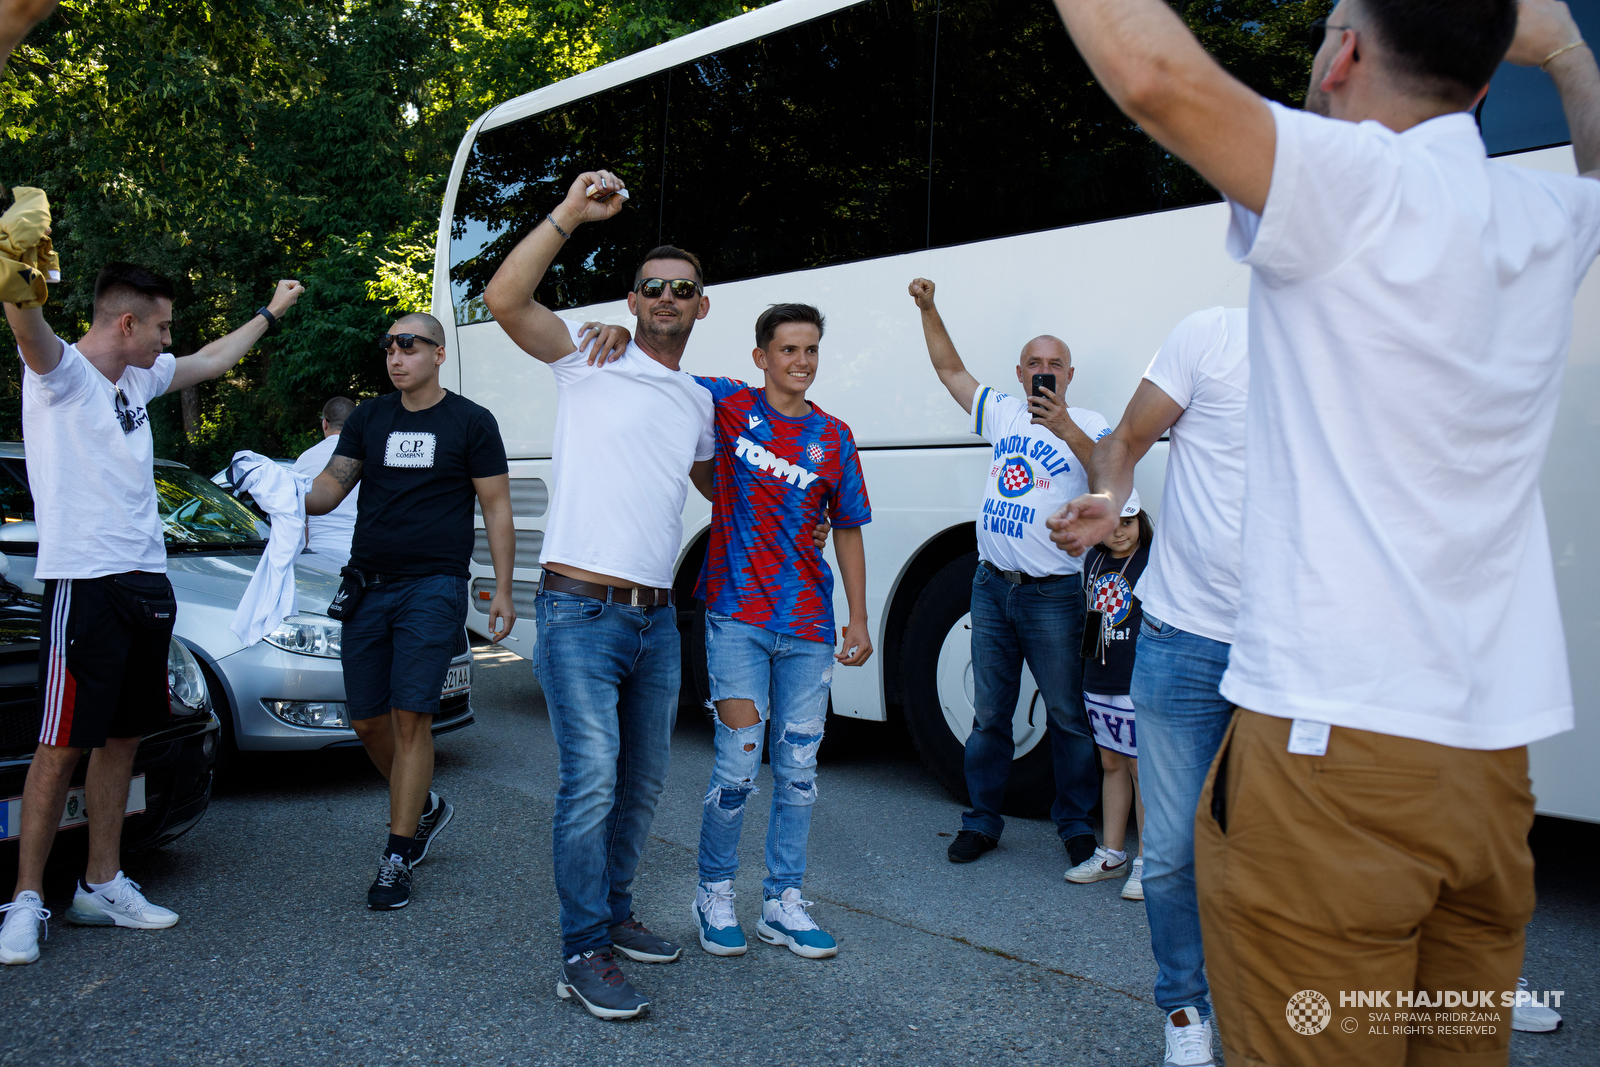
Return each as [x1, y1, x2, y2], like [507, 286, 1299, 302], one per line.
[1195, 709, 1535, 1067]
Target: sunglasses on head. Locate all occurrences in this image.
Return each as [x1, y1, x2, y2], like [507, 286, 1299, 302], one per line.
[380, 333, 443, 352]
[635, 277, 701, 300]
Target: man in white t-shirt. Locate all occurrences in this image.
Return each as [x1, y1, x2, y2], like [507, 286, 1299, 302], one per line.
[1053, 307, 1246, 1064]
[483, 169, 713, 1021]
[293, 395, 358, 573]
[0, 262, 302, 967]
[1046, 0, 1600, 1064]
[908, 278, 1111, 870]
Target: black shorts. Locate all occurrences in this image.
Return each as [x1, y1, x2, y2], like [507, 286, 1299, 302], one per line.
[37, 572, 176, 749]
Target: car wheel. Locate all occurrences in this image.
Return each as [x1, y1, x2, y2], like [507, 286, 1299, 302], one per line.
[900, 552, 1055, 817]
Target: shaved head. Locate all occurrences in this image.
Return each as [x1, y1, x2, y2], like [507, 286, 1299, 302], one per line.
[1020, 335, 1072, 366]
[392, 311, 445, 341]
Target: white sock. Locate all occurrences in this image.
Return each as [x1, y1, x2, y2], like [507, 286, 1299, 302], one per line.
[87, 872, 122, 893]
[1106, 848, 1127, 863]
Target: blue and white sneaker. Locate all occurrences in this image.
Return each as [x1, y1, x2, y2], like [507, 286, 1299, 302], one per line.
[757, 887, 837, 959]
[692, 879, 747, 957]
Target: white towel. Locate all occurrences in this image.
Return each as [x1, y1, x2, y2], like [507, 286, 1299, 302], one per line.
[228, 450, 314, 647]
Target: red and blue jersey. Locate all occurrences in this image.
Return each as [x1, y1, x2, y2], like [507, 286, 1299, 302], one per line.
[693, 377, 871, 644]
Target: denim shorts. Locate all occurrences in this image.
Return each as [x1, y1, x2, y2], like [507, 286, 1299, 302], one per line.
[340, 574, 467, 720]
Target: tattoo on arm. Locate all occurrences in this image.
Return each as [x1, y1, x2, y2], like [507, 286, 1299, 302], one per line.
[328, 455, 362, 490]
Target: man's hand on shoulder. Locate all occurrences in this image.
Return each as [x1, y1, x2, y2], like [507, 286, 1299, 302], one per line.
[580, 321, 632, 366]
[1046, 492, 1119, 557]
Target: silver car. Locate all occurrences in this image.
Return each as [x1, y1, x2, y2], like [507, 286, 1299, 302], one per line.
[0, 444, 473, 756]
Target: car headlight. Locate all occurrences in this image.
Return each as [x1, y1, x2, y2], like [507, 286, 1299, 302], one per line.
[264, 616, 342, 658]
[167, 638, 208, 711]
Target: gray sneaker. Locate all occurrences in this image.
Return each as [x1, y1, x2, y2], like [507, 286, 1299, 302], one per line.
[608, 914, 683, 963]
[556, 950, 649, 1020]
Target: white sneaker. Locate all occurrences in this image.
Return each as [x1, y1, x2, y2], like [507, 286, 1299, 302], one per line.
[756, 888, 838, 959]
[1163, 1006, 1216, 1067]
[1065, 846, 1129, 884]
[692, 879, 748, 957]
[66, 872, 178, 930]
[1512, 977, 1562, 1032]
[1121, 856, 1145, 900]
[0, 891, 50, 964]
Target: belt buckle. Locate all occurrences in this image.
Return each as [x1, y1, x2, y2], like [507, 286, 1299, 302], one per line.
[1004, 569, 1023, 584]
[630, 586, 644, 607]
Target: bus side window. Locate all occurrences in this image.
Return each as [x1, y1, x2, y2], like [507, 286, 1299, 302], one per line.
[1479, 0, 1600, 156]
[448, 73, 669, 322]
[660, 0, 936, 285]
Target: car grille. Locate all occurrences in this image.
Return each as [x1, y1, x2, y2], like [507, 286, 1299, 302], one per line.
[0, 691, 40, 756]
[437, 691, 470, 723]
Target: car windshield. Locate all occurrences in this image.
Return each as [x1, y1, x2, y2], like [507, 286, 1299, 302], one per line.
[155, 466, 269, 548]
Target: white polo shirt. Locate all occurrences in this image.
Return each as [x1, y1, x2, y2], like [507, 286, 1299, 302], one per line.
[1133, 307, 1248, 645]
[1220, 102, 1600, 750]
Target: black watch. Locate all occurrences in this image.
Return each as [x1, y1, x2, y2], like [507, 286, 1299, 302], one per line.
[256, 306, 280, 335]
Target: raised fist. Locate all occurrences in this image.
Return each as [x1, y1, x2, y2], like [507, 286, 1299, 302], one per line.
[909, 277, 937, 310]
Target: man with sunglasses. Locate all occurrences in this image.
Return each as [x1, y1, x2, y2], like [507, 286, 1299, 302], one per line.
[1045, 0, 1600, 1064]
[302, 312, 515, 911]
[0, 263, 302, 966]
[483, 169, 716, 1021]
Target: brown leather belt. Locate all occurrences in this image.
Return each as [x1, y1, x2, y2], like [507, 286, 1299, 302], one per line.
[540, 569, 674, 607]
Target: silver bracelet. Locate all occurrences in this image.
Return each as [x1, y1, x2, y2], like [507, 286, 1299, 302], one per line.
[1541, 40, 1587, 69]
[546, 214, 572, 240]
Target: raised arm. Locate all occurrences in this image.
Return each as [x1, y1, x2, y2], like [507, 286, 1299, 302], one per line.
[167, 280, 304, 394]
[1047, 379, 1184, 556]
[1506, 0, 1600, 178]
[1049, 0, 1274, 214]
[483, 170, 628, 364]
[4, 302, 61, 376]
[908, 278, 981, 414]
[473, 473, 518, 643]
[306, 455, 361, 517]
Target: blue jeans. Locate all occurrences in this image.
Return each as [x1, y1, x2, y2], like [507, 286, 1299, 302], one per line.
[535, 590, 679, 957]
[963, 564, 1097, 841]
[1128, 613, 1233, 1018]
[697, 612, 833, 898]
[340, 575, 467, 719]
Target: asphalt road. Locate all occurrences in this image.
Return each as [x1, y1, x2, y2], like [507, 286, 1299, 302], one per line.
[1, 641, 1594, 1066]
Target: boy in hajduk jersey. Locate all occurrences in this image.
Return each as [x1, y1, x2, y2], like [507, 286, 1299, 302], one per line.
[686, 303, 872, 959]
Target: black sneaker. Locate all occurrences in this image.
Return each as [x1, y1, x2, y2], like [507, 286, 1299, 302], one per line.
[608, 914, 683, 963]
[947, 830, 999, 863]
[411, 793, 454, 866]
[367, 853, 412, 910]
[1065, 833, 1099, 868]
[556, 950, 649, 1020]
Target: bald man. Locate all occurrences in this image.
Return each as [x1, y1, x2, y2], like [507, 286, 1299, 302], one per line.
[909, 278, 1109, 868]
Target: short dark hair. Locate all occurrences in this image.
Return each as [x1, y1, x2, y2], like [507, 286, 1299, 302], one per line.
[1361, 0, 1516, 100]
[634, 245, 704, 287]
[393, 311, 445, 341]
[1101, 509, 1155, 553]
[93, 263, 175, 321]
[754, 303, 826, 350]
[322, 396, 356, 430]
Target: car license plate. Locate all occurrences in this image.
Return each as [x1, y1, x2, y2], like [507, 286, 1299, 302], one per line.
[1, 775, 146, 842]
[442, 664, 470, 696]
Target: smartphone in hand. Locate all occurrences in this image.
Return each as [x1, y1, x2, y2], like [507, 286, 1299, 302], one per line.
[1031, 373, 1057, 398]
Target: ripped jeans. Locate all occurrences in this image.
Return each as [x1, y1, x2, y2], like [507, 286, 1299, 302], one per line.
[698, 611, 834, 898]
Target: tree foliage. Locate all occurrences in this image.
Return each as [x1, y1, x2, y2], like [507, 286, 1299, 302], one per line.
[0, 0, 754, 469]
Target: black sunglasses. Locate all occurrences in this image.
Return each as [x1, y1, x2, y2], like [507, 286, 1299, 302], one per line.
[113, 387, 137, 434]
[636, 277, 701, 300]
[1309, 18, 1355, 51]
[380, 333, 443, 352]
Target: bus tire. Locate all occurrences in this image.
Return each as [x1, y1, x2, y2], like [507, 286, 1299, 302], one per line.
[900, 551, 1055, 818]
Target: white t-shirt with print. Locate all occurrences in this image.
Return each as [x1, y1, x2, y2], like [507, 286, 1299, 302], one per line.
[1134, 307, 1248, 645]
[293, 433, 358, 570]
[972, 382, 1110, 577]
[21, 338, 176, 579]
[1220, 102, 1600, 750]
[539, 319, 714, 589]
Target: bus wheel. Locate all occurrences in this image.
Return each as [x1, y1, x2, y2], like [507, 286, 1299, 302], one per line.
[900, 551, 1056, 818]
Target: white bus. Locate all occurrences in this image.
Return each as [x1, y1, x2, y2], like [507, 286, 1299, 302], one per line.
[430, 0, 1600, 822]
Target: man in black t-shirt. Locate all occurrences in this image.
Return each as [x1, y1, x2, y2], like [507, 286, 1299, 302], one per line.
[305, 311, 515, 910]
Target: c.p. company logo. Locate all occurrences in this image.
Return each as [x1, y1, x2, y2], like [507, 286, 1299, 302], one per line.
[1286, 990, 1332, 1035]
